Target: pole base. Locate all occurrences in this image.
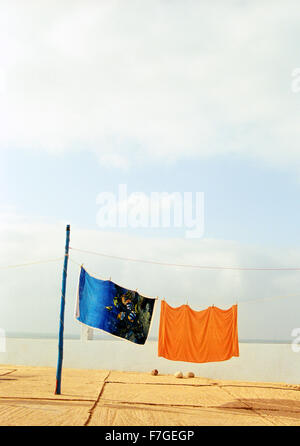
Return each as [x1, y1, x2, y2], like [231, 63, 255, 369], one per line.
[55, 379, 61, 395]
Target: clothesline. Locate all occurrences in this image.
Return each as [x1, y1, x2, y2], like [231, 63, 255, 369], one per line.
[0, 252, 299, 306]
[1, 248, 300, 272]
[0, 257, 64, 269]
[69, 247, 300, 271]
[69, 257, 300, 306]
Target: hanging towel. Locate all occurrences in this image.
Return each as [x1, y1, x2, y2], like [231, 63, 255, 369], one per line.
[76, 267, 156, 345]
[158, 300, 239, 363]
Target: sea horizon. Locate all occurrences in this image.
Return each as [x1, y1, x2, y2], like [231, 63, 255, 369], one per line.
[4, 332, 293, 344]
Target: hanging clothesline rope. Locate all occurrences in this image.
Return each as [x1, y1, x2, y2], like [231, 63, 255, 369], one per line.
[68, 256, 300, 305]
[2, 248, 299, 272]
[69, 247, 300, 271]
[0, 252, 298, 304]
[0, 257, 64, 270]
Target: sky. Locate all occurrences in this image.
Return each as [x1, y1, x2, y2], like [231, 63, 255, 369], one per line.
[1, 0, 300, 341]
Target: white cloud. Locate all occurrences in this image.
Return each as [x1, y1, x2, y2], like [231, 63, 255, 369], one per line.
[98, 153, 129, 170]
[0, 211, 300, 341]
[0, 1, 300, 171]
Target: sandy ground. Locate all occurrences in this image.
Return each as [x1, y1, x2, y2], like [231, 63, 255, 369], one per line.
[0, 365, 300, 426]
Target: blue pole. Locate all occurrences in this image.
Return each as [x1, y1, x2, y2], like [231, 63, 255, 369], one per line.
[55, 224, 70, 395]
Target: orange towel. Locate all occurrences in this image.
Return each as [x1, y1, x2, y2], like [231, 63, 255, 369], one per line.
[158, 300, 239, 363]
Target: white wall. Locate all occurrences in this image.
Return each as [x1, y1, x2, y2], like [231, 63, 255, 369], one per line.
[0, 338, 299, 384]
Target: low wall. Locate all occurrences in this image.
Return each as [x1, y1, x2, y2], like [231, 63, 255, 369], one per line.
[0, 338, 299, 384]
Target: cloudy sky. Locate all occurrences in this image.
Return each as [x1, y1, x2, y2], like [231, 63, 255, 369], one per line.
[1, 0, 300, 341]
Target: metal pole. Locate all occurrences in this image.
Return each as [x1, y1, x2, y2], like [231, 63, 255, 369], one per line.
[55, 224, 70, 395]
